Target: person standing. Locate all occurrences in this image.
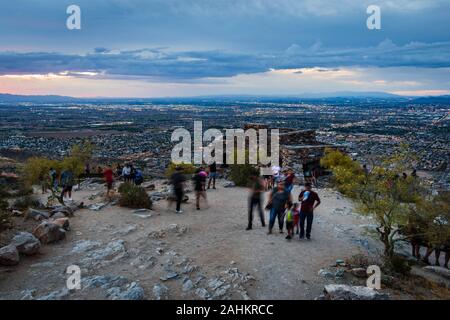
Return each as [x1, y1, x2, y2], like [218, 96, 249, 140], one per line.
[193, 168, 207, 210]
[298, 183, 321, 240]
[267, 181, 292, 234]
[49, 167, 58, 191]
[170, 166, 186, 214]
[103, 165, 114, 199]
[246, 175, 265, 230]
[122, 164, 132, 182]
[207, 161, 218, 189]
[60, 169, 75, 202]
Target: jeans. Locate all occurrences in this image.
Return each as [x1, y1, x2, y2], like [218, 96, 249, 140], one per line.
[299, 211, 314, 238]
[269, 207, 285, 231]
[248, 195, 265, 227]
[285, 184, 293, 193]
[174, 188, 183, 211]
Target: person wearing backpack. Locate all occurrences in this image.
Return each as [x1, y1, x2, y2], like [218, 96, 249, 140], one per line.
[60, 169, 75, 202]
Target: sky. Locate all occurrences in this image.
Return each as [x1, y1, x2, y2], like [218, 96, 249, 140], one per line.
[1, 0, 450, 97]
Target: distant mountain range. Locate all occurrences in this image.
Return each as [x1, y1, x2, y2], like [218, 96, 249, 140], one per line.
[1, 92, 449, 104]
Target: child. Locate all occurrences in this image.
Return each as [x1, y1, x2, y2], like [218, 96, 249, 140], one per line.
[284, 201, 294, 240]
[293, 202, 300, 235]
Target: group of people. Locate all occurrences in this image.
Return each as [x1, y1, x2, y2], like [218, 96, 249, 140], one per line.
[40, 167, 75, 202]
[170, 162, 218, 213]
[248, 168, 321, 241]
[170, 162, 322, 241]
[101, 163, 145, 197]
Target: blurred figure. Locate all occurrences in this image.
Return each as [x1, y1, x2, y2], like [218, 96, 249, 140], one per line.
[103, 164, 114, 198]
[193, 167, 207, 210]
[122, 164, 132, 182]
[49, 167, 58, 191]
[134, 168, 144, 185]
[285, 168, 295, 193]
[267, 180, 292, 234]
[170, 166, 185, 214]
[246, 175, 265, 230]
[60, 169, 75, 201]
[207, 161, 217, 190]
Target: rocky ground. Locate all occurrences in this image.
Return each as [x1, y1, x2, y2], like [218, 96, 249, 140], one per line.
[0, 179, 449, 300]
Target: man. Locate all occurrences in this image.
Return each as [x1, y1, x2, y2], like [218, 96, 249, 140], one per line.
[103, 165, 114, 198]
[122, 164, 132, 182]
[60, 169, 75, 202]
[207, 161, 218, 189]
[170, 166, 186, 214]
[298, 183, 321, 240]
[193, 168, 207, 210]
[267, 180, 292, 234]
[246, 175, 265, 230]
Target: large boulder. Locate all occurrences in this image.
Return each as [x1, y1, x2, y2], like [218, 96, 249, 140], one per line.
[319, 284, 390, 300]
[10, 232, 41, 255]
[0, 244, 20, 266]
[33, 221, 66, 244]
[25, 208, 50, 221]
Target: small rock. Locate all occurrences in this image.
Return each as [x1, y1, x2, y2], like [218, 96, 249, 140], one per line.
[116, 282, 145, 300]
[0, 244, 20, 266]
[160, 271, 179, 281]
[318, 269, 334, 278]
[195, 288, 210, 300]
[223, 181, 235, 188]
[12, 210, 23, 216]
[72, 240, 102, 254]
[87, 203, 107, 211]
[37, 288, 70, 300]
[153, 283, 169, 300]
[335, 269, 345, 278]
[182, 279, 194, 292]
[321, 284, 390, 300]
[25, 208, 50, 221]
[20, 289, 37, 300]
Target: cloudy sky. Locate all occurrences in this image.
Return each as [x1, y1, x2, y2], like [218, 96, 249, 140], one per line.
[1, 0, 450, 97]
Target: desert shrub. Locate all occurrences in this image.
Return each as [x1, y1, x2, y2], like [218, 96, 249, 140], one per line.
[387, 255, 411, 276]
[118, 182, 152, 209]
[12, 195, 41, 211]
[229, 164, 259, 187]
[165, 162, 197, 178]
[346, 254, 376, 269]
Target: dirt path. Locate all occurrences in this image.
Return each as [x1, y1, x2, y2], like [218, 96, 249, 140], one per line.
[0, 181, 380, 300]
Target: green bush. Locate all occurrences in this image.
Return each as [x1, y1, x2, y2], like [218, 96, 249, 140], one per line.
[387, 255, 411, 276]
[229, 164, 259, 187]
[118, 182, 152, 209]
[165, 162, 197, 178]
